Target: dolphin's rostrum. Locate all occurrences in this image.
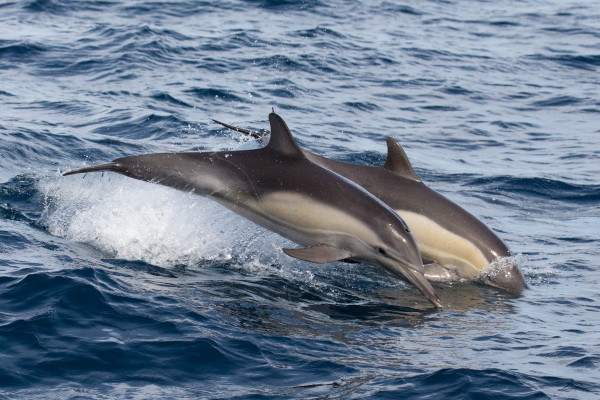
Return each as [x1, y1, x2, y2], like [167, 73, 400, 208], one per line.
[64, 112, 443, 308]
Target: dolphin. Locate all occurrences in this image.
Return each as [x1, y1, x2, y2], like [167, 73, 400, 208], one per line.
[212, 119, 527, 294]
[64, 112, 443, 308]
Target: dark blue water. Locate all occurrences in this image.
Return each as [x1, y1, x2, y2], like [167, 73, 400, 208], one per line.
[1, 0, 599, 398]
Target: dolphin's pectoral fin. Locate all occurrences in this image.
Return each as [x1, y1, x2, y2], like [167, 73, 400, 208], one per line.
[423, 262, 459, 282]
[283, 245, 352, 264]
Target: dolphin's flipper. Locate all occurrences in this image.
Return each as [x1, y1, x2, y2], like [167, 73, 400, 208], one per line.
[382, 137, 420, 181]
[424, 262, 459, 281]
[283, 245, 352, 264]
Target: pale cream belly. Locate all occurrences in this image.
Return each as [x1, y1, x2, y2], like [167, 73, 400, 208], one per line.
[397, 210, 487, 279]
[258, 192, 379, 245]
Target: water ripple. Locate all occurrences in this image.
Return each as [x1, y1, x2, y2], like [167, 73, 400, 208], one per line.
[470, 176, 600, 204]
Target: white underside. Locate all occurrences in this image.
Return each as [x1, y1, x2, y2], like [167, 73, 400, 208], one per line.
[397, 210, 487, 279]
[257, 192, 380, 246]
[226, 192, 487, 280]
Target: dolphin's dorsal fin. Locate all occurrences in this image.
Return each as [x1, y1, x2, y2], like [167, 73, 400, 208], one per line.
[382, 137, 420, 181]
[283, 244, 351, 264]
[267, 112, 305, 157]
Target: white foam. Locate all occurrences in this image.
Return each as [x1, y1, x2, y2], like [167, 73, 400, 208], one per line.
[479, 254, 529, 284]
[39, 172, 287, 268]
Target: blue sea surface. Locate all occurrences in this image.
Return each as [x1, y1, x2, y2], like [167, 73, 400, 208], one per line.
[1, 0, 599, 398]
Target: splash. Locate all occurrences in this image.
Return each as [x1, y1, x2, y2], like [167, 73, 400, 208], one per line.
[479, 255, 527, 293]
[39, 172, 286, 268]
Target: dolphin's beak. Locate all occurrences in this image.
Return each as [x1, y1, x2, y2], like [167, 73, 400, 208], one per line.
[401, 265, 443, 308]
[385, 259, 443, 308]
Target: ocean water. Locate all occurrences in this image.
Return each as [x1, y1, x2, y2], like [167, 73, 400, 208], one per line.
[1, 0, 599, 398]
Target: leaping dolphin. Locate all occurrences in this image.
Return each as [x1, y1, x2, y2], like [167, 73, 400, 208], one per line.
[64, 112, 443, 308]
[212, 119, 527, 294]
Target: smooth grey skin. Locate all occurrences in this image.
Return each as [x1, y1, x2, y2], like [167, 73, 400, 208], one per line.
[213, 120, 527, 294]
[64, 112, 443, 308]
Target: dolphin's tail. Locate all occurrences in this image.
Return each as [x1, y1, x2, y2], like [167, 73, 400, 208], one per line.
[63, 162, 121, 176]
[212, 119, 267, 139]
[63, 154, 202, 194]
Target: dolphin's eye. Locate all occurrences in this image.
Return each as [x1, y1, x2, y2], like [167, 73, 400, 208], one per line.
[378, 247, 388, 256]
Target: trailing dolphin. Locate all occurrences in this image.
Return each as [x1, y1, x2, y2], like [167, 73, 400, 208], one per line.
[64, 112, 443, 308]
[212, 119, 527, 294]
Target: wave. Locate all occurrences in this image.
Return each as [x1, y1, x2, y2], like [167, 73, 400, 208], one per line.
[529, 95, 585, 108]
[246, 54, 337, 74]
[185, 87, 249, 103]
[3, 363, 596, 398]
[0, 268, 241, 387]
[0, 175, 46, 225]
[0, 41, 47, 64]
[531, 53, 600, 72]
[468, 176, 600, 205]
[24, 0, 114, 15]
[242, 0, 325, 11]
[89, 113, 191, 140]
[290, 26, 346, 40]
[366, 368, 598, 399]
